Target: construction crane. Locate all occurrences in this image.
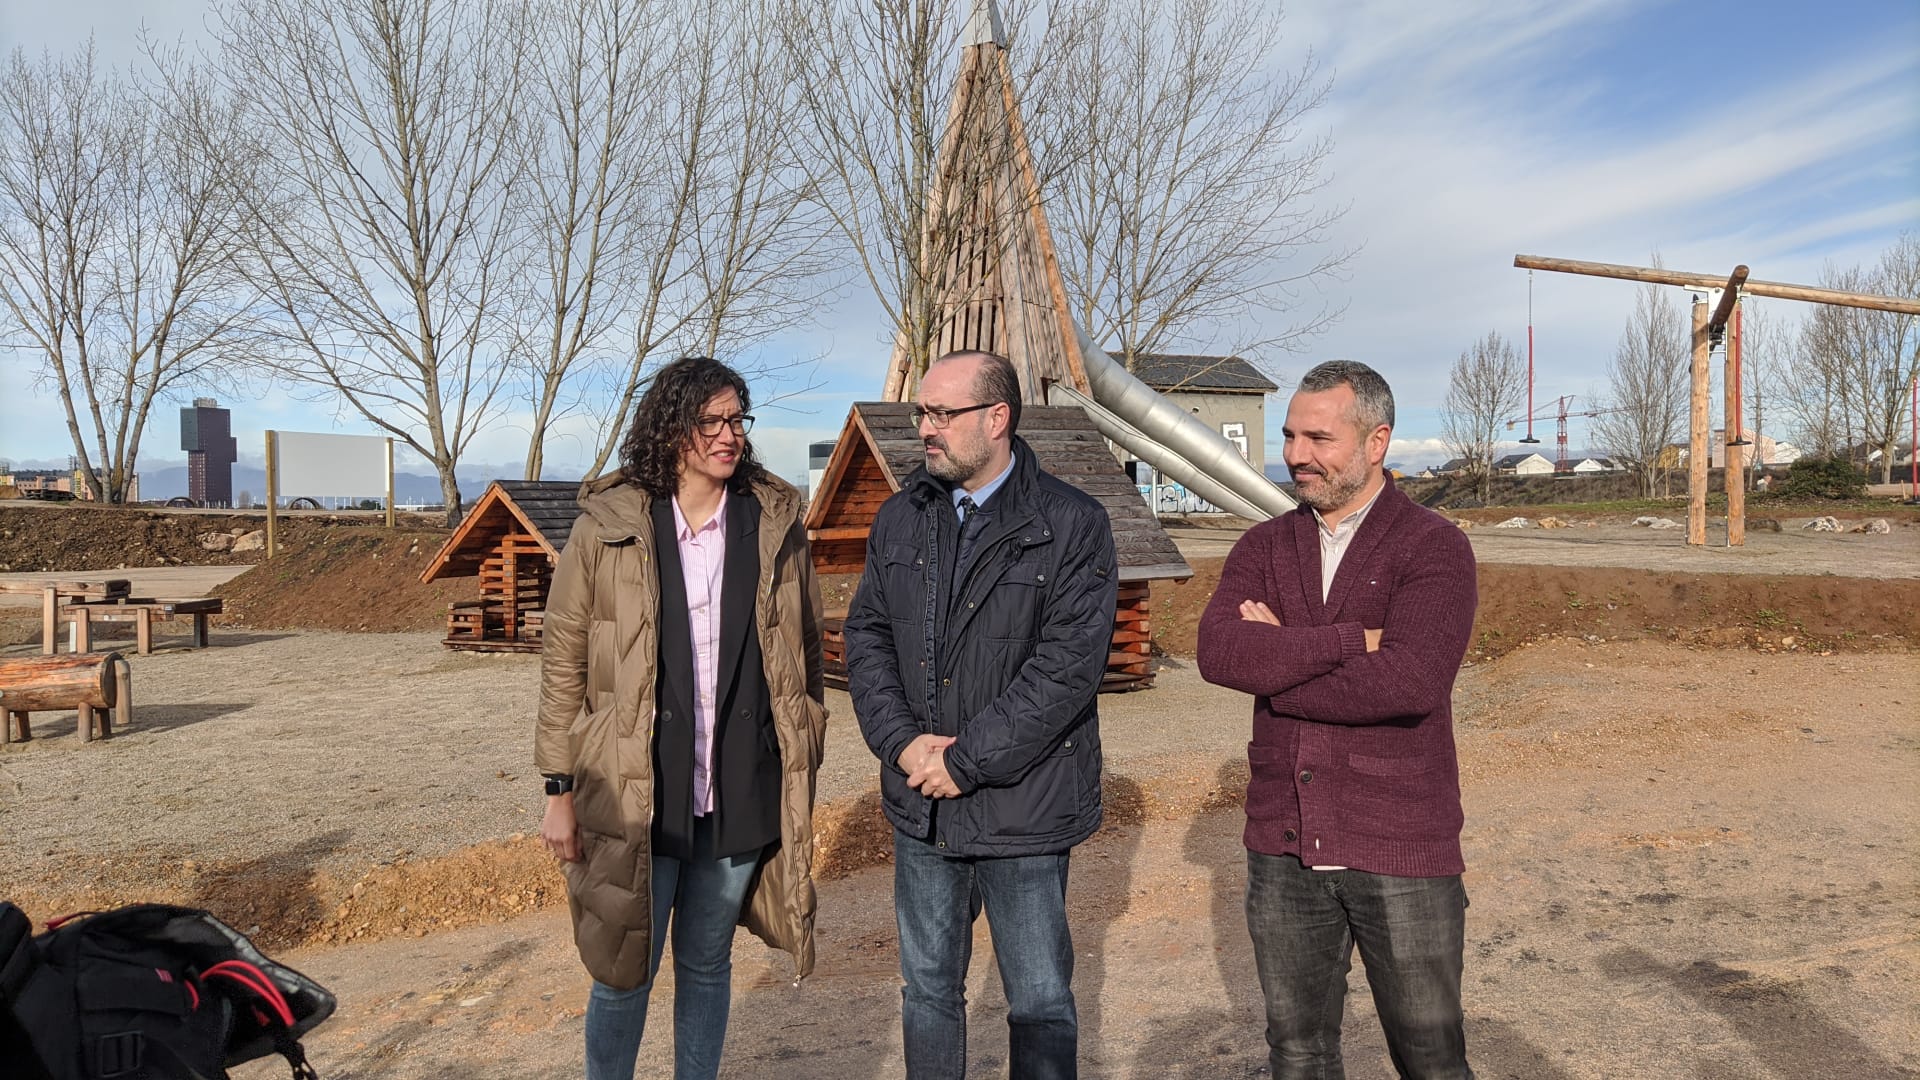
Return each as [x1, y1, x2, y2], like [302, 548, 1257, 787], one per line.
[1506, 395, 1625, 473]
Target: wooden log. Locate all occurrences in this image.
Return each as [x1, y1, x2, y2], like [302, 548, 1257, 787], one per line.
[1689, 295, 1711, 546]
[0, 653, 120, 713]
[1513, 255, 1920, 315]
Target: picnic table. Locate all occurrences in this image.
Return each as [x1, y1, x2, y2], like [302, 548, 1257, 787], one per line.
[0, 580, 223, 655]
[66, 597, 225, 655]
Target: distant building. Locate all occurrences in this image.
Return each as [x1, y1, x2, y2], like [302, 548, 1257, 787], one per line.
[1492, 451, 1553, 476]
[1434, 458, 1471, 476]
[2, 469, 74, 498]
[181, 397, 237, 507]
[808, 440, 836, 500]
[1570, 457, 1622, 474]
[73, 467, 139, 503]
[1708, 430, 1782, 470]
[1113, 352, 1278, 475]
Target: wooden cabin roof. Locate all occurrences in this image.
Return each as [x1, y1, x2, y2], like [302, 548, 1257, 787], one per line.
[807, 402, 1190, 583]
[420, 479, 580, 582]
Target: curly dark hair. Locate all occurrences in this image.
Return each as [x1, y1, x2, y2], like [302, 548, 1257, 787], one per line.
[617, 356, 764, 498]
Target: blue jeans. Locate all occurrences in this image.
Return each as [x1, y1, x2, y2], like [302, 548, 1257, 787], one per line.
[893, 829, 1077, 1080]
[1245, 851, 1474, 1080]
[584, 815, 761, 1080]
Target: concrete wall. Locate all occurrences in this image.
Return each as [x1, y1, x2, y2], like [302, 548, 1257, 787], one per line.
[1157, 389, 1269, 473]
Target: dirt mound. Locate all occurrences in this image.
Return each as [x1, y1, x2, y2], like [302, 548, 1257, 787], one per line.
[0, 504, 444, 574]
[1149, 557, 1920, 659]
[0, 504, 270, 572]
[219, 525, 472, 633]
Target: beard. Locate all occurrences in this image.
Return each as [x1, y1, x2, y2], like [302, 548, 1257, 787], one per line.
[1294, 454, 1373, 513]
[924, 434, 993, 485]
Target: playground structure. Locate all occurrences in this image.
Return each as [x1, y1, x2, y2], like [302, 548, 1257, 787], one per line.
[808, 403, 1186, 691]
[1515, 255, 1920, 545]
[807, 1, 1298, 692]
[869, 2, 1294, 525]
[419, 481, 578, 652]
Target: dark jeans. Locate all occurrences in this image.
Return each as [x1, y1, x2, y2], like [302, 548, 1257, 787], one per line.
[893, 830, 1077, 1080]
[1245, 851, 1473, 1080]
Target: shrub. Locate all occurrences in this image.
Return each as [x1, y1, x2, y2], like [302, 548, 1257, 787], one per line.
[1767, 456, 1868, 500]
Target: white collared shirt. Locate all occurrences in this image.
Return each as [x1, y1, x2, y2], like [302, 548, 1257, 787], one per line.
[1311, 483, 1384, 603]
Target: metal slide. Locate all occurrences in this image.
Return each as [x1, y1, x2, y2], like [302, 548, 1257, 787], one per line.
[1061, 326, 1297, 519]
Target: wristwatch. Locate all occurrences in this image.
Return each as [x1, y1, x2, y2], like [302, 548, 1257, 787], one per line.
[544, 774, 575, 796]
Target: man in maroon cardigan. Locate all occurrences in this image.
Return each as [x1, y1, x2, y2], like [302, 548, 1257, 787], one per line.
[1198, 360, 1479, 1080]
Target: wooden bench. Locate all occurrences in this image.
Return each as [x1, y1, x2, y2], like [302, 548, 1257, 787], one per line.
[0, 652, 133, 743]
[0, 579, 131, 655]
[66, 598, 225, 655]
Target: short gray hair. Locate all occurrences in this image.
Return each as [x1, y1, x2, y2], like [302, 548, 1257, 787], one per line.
[1297, 360, 1394, 431]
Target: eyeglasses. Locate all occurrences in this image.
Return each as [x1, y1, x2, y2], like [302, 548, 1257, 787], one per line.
[694, 413, 754, 437]
[910, 402, 996, 429]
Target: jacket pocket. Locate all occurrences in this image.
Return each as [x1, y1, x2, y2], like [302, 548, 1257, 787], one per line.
[1347, 752, 1434, 777]
[1244, 743, 1293, 822]
[981, 560, 1047, 642]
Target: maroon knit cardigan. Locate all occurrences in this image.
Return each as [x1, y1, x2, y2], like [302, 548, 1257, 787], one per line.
[1196, 475, 1478, 877]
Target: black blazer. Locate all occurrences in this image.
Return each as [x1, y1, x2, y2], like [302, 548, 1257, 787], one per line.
[651, 490, 782, 861]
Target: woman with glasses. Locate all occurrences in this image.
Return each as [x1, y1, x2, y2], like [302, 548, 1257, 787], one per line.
[535, 355, 828, 1080]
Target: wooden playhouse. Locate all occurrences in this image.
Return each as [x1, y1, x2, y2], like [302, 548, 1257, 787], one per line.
[808, 403, 1190, 692]
[420, 480, 580, 652]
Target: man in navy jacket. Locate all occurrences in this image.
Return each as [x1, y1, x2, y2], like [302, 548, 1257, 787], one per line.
[846, 350, 1118, 1080]
[1199, 360, 1479, 1080]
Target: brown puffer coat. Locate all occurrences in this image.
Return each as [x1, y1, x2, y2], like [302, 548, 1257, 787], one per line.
[536, 470, 827, 989]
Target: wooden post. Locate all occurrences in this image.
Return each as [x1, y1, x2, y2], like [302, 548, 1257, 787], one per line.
[112, 656, 132, 734]
[1725, 296, 1746, 547]
[135, 608, 153, 655]
[265, 430, 279, 558]
[41, 586, 58, 656]
[1688, 294, 1711, 547]
[385, 437, 396, 528]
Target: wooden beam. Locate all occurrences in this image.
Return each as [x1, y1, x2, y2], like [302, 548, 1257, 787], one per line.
[1514, 254, 1920, 315]
[1709, 266, 1749, 332]
[807, 525, 872, 543]
[1689, 296, 1711, 547]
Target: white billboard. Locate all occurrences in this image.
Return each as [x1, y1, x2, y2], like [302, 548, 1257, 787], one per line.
[271, 431, 390, 498]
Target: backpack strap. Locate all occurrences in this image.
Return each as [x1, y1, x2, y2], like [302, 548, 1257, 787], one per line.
[0, 904, 55, 1080]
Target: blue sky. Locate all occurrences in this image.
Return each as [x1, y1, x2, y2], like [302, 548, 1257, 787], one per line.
[3, 0, 1917, 484]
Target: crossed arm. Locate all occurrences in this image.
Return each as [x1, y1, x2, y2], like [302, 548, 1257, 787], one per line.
[1196, 521, 1476, 723]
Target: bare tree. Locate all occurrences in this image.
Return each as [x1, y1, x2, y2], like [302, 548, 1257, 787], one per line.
[1835, 235, 1919, 482]
[1439, 331, 1525, 504]
[505, 0, 830, 481]
[216, 0, 531, 524]
[1738, 299, 1783, 488]
[507, 0, 661, 481]
[1593, 278, 1690, 497]
[1774, 236, 1920, 478]
[784, 1, 1097, 390]
[1035, 0, 1348, 384]
[577, 0, 830, 477]
[786, 0, 979, 386]
[0, 43, 264, 505]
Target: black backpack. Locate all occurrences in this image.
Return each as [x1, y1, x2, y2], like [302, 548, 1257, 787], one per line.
[0, 902, 335, 1080]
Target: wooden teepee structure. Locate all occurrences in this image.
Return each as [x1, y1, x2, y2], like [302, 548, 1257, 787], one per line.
[811, 2, 1191, 692]
[880, 1, 1090, 404]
